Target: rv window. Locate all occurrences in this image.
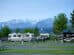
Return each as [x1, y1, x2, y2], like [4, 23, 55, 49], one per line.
[18, 35, 21, 37]
[13, 35, 16, 37]
[26, 35, 29, 37]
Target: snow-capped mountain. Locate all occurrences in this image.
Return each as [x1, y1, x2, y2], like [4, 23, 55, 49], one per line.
[36, 18, 53, 33]
[0, 18, 54, 32]
[0, 19, 34, 29]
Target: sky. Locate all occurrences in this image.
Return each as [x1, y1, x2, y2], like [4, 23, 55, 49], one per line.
[0, 0, 74, 23]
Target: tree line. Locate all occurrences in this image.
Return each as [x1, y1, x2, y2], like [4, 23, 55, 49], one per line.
[0, 27, 40, 38]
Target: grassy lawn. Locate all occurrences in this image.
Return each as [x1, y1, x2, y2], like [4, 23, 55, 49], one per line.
[0, 49, 74, 54]
[0, 40, 74, 54]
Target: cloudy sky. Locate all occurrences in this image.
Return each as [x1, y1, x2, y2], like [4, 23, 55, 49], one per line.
[0, 0, 74, 23]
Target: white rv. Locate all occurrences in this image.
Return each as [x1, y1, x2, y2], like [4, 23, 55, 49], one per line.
[8, 33, 34, 41]
[37, 33, 49, 40]
[8, 33, 49, 41]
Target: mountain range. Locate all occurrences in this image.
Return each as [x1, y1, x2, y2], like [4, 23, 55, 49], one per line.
[0, 18, 54, 33]
[36, 18, 53, 33]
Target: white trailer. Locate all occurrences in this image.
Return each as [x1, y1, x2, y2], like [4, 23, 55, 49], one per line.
[8, 33, 33, 41]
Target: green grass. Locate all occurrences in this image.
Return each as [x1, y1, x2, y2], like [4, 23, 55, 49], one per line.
[0, 40, 74, 54]
[0, 49, 74, 54]
[48, 46, 74, 48]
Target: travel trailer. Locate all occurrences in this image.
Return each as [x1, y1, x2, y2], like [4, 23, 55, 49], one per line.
[8, 33, 34, 41]
[8, 33, 49, 41]
[37, 33, 49, 40]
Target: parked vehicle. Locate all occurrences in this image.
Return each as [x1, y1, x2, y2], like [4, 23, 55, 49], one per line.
[8, 33, 49, 42]
[8, 33, 33, 41]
